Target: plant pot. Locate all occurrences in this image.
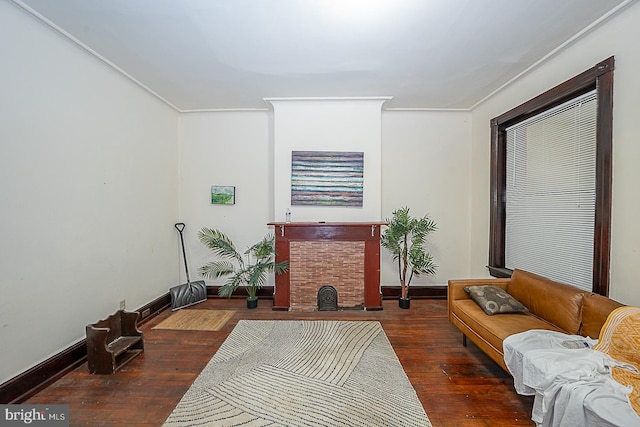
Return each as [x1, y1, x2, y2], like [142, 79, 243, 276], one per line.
[399, 297, 411, 309]
[247, 297, 258, 309]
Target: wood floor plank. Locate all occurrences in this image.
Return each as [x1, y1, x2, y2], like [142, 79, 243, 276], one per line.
[26, 298, 534, 426]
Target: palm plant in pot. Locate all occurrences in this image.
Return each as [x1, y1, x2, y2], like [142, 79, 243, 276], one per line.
[381, 206, 437, 309]
[197, 228, 288, 309]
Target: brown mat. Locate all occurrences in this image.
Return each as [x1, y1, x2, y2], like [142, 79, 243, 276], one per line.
[153, 309, 235, 331]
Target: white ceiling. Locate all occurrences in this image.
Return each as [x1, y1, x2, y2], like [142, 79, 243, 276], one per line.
[12, 0, 635, 112]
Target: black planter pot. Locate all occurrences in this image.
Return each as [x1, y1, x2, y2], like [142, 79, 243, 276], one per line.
[399, 297, 411, 309]
[247, 297, 258, 309]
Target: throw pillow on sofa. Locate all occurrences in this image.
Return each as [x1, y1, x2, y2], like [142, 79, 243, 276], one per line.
[464, 285, 528, 315]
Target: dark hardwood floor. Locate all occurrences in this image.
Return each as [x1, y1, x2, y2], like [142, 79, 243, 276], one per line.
[26, 298, 534, 426]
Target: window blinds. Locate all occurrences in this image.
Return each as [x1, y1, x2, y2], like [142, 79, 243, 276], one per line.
[505, 90, 597, 291]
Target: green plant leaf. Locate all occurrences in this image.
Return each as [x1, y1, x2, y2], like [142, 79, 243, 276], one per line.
[200, 228, 288, 299]
[199, 260, 235, 279]
[381, 207, 437, 297]
[198, 228, 244, 266]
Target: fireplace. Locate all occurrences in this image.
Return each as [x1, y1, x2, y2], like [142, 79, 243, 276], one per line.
[268, 222, 384, 311]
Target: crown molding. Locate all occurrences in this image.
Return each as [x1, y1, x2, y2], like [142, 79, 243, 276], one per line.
[11, 0, 181, 112]
[470, 0, 636, 110]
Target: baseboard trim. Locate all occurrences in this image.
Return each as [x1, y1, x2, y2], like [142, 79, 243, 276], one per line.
[0, 340, 87, 404]
[138, 293, 172, 324]
[1, 284, 447, 403]
[0, 293, 171, 404]
[207, 285, 448, 299]
[382, 285, 447, 299]
[206, 286, 275, 299]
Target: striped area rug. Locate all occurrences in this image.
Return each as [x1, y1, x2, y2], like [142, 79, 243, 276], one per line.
[163, 320, 431, 427]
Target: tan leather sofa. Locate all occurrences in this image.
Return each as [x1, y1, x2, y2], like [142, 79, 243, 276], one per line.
[448, 269, 623, 371]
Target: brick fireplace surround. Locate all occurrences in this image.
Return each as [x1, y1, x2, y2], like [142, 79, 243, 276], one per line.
[269, 222, 385, 311]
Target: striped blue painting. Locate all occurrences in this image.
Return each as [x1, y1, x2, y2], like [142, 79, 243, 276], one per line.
[291, 151, 364, 207]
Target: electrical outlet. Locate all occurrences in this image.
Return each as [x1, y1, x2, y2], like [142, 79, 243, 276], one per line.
[119, 299, 126, 310]
[141, 308, 151, 318]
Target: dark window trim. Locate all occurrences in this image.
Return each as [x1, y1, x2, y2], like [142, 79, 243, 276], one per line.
[488, 57, 614, 295]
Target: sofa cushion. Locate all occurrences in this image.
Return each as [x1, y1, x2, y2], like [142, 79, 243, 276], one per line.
[464, 285, 528, 315]
[508, 269, 584, 334]
[451, 299, 563, 353]
[580, 293, 624, 339]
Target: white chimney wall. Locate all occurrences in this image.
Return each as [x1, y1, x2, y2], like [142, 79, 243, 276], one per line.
[267, 97, 389, 223]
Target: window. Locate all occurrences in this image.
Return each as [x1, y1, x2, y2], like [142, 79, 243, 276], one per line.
[505, 91, 597, 291]
[488, 57, 614, 295]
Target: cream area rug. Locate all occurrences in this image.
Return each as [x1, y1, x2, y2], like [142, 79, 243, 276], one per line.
[163, 320, 431, 427]
[153, 310, 235, 332]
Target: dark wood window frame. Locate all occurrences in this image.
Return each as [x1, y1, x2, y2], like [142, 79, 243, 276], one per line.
[488, 56, 614, 296]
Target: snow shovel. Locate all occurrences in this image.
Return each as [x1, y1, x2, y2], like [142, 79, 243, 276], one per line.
[170, 223, 207, 311]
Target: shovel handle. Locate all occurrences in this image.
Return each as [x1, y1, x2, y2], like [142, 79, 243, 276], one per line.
[174, 223, 190, 282]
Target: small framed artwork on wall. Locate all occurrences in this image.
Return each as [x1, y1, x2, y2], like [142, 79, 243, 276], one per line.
[211, 186, 235, 205]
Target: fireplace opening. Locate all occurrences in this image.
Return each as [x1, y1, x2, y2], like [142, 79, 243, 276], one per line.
[317, 285, 338, 311]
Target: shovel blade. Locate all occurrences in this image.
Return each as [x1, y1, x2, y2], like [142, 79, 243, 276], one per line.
[170, 280, 207, 311]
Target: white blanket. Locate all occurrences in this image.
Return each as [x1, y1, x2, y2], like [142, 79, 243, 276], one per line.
[503, 330, 596, 395]
[503, 330, 640, 426]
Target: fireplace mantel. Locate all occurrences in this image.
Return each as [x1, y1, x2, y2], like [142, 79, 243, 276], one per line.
[268, 222, 385, 311]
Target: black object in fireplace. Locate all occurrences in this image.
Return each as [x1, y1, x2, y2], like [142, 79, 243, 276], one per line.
[317, 285, 338, 311]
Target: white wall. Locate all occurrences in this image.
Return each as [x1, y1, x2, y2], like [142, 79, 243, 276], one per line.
[4, 0, 639, 387]
[469, 1, 640, 305]
[269, 99, 386, 223]
[177, 108, 472, 289]
[0, 3, 179, 383]
[381, 111, 472, 286]
[178, 112, 273, 284]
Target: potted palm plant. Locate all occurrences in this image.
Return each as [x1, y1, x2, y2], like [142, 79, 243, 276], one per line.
[197, 228, 288, 308]
[381, 207, 437, 309]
